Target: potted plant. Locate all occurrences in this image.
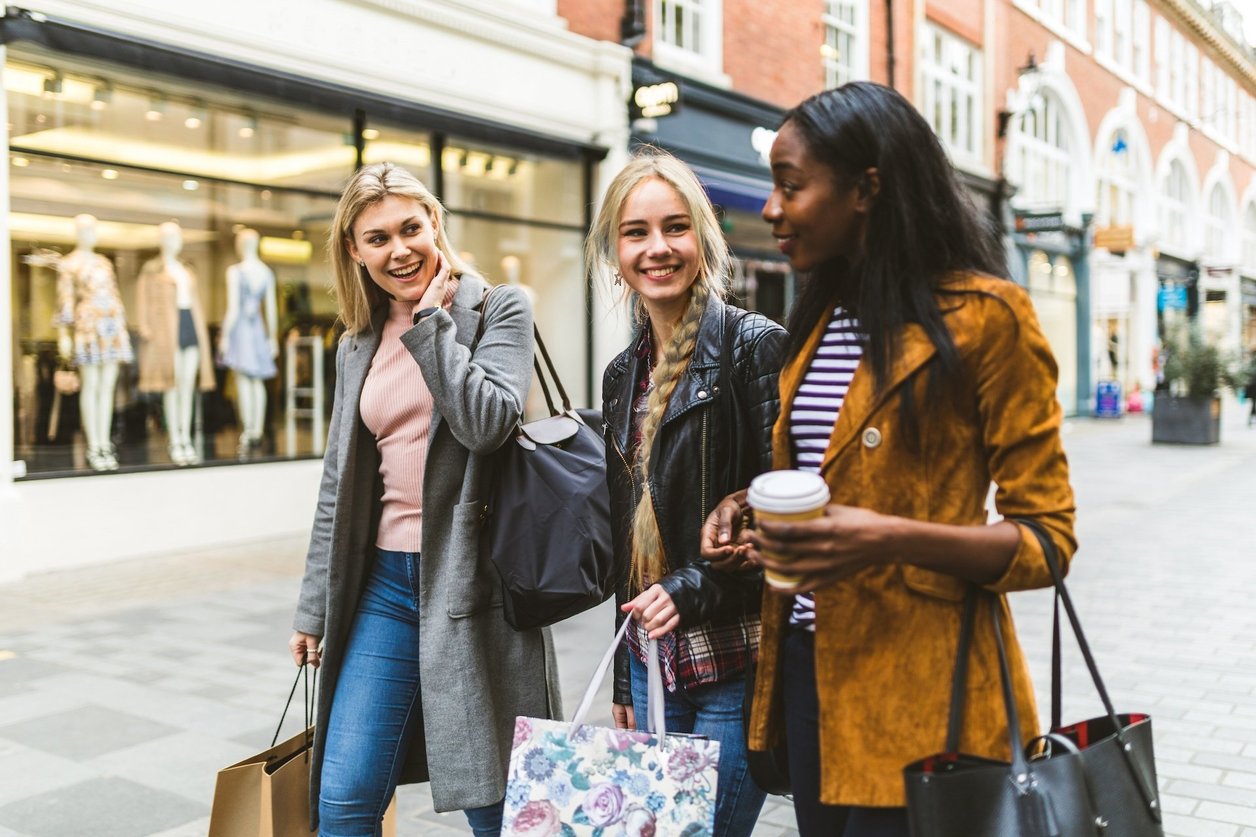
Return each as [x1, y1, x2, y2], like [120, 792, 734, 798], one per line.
[1152, 327, 1238, 444]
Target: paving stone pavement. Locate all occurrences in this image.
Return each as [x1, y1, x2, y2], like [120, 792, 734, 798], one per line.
[0, 401, 1254, 835]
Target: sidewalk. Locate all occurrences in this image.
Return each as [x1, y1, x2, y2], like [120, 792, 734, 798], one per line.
[0, 402, 1254, 835]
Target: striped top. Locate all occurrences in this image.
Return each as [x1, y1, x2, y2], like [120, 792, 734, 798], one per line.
[788, 307, 864, 628]
[359, 276, 459, 552]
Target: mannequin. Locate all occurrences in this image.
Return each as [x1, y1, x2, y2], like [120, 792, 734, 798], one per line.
[136, 221, 215, 466]
[54, 214, 134, 471]
[219, 228, 278, 455]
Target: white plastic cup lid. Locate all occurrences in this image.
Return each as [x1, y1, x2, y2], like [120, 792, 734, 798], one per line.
[747, 470, 831, 515]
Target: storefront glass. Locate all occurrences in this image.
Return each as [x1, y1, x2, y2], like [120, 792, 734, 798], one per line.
[8, 47, 583, 478]
[1028, 250, 1078, 411]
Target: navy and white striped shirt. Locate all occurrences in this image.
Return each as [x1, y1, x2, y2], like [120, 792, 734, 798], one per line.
[787, 308, 864, 629]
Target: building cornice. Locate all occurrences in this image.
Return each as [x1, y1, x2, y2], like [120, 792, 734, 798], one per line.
[1159, 0, 1256, 90]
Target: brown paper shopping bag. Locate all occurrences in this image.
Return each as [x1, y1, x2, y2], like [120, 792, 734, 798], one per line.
[209, 667, 397, 835]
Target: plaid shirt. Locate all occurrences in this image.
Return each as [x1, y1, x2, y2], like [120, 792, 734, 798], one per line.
[625, 325, 759, 691]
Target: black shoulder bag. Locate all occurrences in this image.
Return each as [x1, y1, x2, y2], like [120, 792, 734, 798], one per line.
[902, 524, 1162, 837]
[476, 289, 615, 630]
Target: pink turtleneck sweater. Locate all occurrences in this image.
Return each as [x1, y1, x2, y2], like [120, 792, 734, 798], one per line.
[359, 276, 459, 552]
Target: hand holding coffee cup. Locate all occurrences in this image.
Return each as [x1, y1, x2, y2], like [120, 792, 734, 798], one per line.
[746, 470, 832, 590]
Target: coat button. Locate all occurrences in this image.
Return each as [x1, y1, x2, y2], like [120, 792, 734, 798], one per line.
[697, 390, 708, 399]
[610, 398, 619, 407]
[862, 427, 882, 448]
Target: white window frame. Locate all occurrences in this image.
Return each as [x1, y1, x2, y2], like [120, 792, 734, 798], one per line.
[1185, 43, 1198, 120]
[1112, 0, 1131, 70]
[920, 23, 983, 168]
[1133, 0, 1150, 84]
[1243, 202, 1256, 275]
[1205, 184, 1232, 258]
[1159, 160, 1191, 254]
[1155, 17, 1170, 100]
[823, 0, 866, 88]
[1097, 129, 1137, 227]
[653, 0, 726, 82]
[1012, 93, 1071, 210]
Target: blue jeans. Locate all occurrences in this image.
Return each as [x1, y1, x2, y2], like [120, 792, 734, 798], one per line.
[629, 654, 766, 837]
[319, 549, 504, 837]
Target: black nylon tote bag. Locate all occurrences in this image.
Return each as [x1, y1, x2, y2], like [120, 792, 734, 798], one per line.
[477, 291, 614, 630]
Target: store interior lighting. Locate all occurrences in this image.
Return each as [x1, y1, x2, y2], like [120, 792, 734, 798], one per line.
[238, 114, 257, 138]
[184, 102, 206, 129]
[42, 73, 62, 96]
[91, 82, 112, 111]
[362, 128, 380, 140]
[145, 93, 165, 121]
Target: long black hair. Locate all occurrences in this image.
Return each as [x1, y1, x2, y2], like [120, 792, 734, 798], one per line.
[782, 82, 1007, 396]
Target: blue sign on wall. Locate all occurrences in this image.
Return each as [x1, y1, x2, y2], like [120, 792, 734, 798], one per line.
[1158, 286, 1188, 311]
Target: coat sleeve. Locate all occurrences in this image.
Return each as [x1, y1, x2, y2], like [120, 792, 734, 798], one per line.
[293, 339, 350, 637]
[970, 286, 1078, 593]
[400, 286, 532, 455]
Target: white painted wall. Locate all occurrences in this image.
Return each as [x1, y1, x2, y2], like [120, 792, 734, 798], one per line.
[0, 0, 633, 582]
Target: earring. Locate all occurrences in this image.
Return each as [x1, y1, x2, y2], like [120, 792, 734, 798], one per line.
[613, 272, 623, 287]
[358, 261, 366, 268]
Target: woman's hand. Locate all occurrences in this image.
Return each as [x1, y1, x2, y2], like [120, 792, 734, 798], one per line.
[621, 585, 680, 639]
[612, 703, 636, 730]
[748, 503, 897, 594]
[288, 632, 323, 668]
[414, 260, 449, 312]
[700, 490, 755, 572]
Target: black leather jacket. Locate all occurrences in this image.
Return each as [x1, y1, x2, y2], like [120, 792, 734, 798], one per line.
[602, 297, 786, 705]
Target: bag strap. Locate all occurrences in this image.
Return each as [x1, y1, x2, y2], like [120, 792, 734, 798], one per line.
[570, 618, 666, 738]
[944, 591, 979, 752]
[476, 286, 571, 420]
[271, 660, 317, 748]
[1015, 518, 1162, 818]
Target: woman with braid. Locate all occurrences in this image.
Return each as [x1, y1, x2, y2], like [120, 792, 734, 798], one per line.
[588, 149, 787, 837]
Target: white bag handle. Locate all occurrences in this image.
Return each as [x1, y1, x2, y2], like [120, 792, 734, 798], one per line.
[569, 618, 666, 738]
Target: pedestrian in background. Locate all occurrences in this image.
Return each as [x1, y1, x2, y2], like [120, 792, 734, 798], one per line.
[703, 82, 1077, 837]
[588, 149, 787, 836]
[289, 162, 559, 837]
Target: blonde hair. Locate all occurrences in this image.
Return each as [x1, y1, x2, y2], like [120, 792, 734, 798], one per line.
[329, 162, 471, 334]
[586, 149, 730, 592]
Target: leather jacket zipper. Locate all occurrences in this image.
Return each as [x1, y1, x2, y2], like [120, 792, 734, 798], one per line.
[700, 406, 709, 523]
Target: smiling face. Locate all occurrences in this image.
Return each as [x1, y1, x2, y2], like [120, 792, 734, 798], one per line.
[616, 177, 702, 324]
[346, 194, 440, 303]
[763, 119, 870, 273]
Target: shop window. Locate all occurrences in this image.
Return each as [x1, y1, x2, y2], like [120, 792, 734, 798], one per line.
[920, 24, 982, 167]
[654, 0, 723, 76]
[823, 0, 864, 89]
[8, 48, 375, 477]
[1026, 251, 1078, 412]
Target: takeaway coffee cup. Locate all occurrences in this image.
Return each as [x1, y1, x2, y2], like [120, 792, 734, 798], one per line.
[747, 470, 832, 590]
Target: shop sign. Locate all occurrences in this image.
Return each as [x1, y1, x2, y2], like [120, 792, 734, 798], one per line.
[1013, 211, 1065, 233]
[1094, 224, 1135, 253]
[630, 80, 682, 120]
[1157, 285, 1189, 311]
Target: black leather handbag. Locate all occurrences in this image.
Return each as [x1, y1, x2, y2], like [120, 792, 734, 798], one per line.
[477, 294, 614, 630]
[903, 525, 1164, 837]
[720, 310, 791, 796]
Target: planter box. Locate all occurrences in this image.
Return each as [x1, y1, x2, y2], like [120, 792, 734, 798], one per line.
[1151, 395, 1221, 445]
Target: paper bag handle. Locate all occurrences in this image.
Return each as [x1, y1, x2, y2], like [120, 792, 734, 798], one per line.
[569, 618, 666, 738]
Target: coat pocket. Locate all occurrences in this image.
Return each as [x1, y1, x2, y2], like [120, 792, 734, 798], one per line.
[901, 565, 967, 602]
[446, 499, 502, 619]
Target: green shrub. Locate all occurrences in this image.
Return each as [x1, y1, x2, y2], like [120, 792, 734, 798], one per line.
[1161, 327, 1240, 398]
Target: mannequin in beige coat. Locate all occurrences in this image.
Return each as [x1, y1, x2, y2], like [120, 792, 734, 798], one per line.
[135, 221, 215, 465]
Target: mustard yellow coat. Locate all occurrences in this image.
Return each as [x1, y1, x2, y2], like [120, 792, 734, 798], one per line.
[747, 274, 1077, 807]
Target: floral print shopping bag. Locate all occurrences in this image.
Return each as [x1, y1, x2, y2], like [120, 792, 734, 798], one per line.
[502, 620, 720, 836]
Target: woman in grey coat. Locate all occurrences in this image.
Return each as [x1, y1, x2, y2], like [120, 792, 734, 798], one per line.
[289, 162, 561, 837]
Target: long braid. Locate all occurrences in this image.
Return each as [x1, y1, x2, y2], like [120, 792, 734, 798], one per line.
[629, 281, 712, 592]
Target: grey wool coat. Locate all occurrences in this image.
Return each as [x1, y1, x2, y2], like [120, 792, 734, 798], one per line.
[293, 273, 562, 818]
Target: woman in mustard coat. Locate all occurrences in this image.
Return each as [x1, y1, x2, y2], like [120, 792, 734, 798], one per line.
[702, 82, 1076, 836]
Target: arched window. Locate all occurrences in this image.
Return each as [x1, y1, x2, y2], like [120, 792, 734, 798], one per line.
[1096, 128, 1137, 227]
[1205, 183, 1233, 259]
[1158, 159, 1192, 253]
[1012, 92, 1070, 209]
[1242, 202, 1256, 275]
